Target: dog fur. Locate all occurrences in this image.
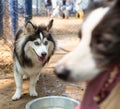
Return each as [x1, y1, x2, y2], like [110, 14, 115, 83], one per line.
[12, 19, 56, 100]
[55, 0, 120, 82]
[55, 0, 120, 108]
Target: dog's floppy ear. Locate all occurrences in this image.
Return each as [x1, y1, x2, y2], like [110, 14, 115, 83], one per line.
[24, 21, 35, 35]
[46, 19, 54, 31]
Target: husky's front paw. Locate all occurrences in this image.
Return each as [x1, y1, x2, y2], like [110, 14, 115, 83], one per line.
[12, 91, 21, 100]
[30, 89, 38, 97]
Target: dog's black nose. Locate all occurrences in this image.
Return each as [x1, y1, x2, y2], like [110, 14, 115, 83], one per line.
[41, 52, 47, 57]
[54, 65, 70, 81]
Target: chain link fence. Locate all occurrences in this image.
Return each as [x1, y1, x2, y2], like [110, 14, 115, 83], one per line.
[1, 0, 28, 41]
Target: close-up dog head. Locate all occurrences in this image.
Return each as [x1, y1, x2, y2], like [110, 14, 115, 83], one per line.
[14, 19, 56, 67]
[54, 0, 120, 82]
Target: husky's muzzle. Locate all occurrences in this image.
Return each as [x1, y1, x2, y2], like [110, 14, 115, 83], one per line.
[38, 52, 47, 62]
[54, 66, 69, 80]
[33, 48, 47, 62]
[54, 65, 73, 81]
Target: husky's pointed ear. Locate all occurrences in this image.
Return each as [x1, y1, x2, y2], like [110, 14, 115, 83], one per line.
[46, 19, 54, 31]
[24, 21, 35, 34]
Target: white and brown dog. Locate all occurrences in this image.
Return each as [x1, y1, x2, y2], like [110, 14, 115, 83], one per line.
[55, 0, 120, 109]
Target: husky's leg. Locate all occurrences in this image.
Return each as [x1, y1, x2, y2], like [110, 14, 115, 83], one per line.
[29, 74, 38, 96]
[12, 71, 23, 100]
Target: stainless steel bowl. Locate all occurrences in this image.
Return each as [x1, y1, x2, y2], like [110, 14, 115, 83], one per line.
[26, 96, 80, 109]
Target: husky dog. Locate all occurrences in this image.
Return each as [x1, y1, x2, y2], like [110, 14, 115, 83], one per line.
[12, 19, 56, 100]
[55, 0, 120, 109]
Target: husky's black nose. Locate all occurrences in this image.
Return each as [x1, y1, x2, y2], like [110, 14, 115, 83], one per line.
[41, 52, 47, 57]
[54, 65, 70, 81]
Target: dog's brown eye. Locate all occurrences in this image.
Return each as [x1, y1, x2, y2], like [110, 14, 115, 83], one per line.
[96, 38, 111, 47]
[103, 40, 111, 47]
[44, 41, 48, 45]
[34, 42, 40, 46]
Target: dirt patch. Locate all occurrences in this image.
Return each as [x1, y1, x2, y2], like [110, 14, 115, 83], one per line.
[0, 17, 86, 109]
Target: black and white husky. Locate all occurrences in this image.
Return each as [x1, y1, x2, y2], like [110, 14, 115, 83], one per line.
[12, 19, 56, 100]
[55, 0, 120, 108]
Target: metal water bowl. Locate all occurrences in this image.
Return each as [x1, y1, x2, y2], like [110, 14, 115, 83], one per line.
[26, 96, 79, 109]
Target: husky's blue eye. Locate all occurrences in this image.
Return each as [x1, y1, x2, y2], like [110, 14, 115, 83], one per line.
[44, 41, 48, 45]
[34, 42, 40, 45]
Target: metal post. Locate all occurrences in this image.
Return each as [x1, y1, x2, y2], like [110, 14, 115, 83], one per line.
[36, 0, 39, 15]
[10, 0, 18, 37]
[0, 0, 3, 38]
[25, 0, 32, 22]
